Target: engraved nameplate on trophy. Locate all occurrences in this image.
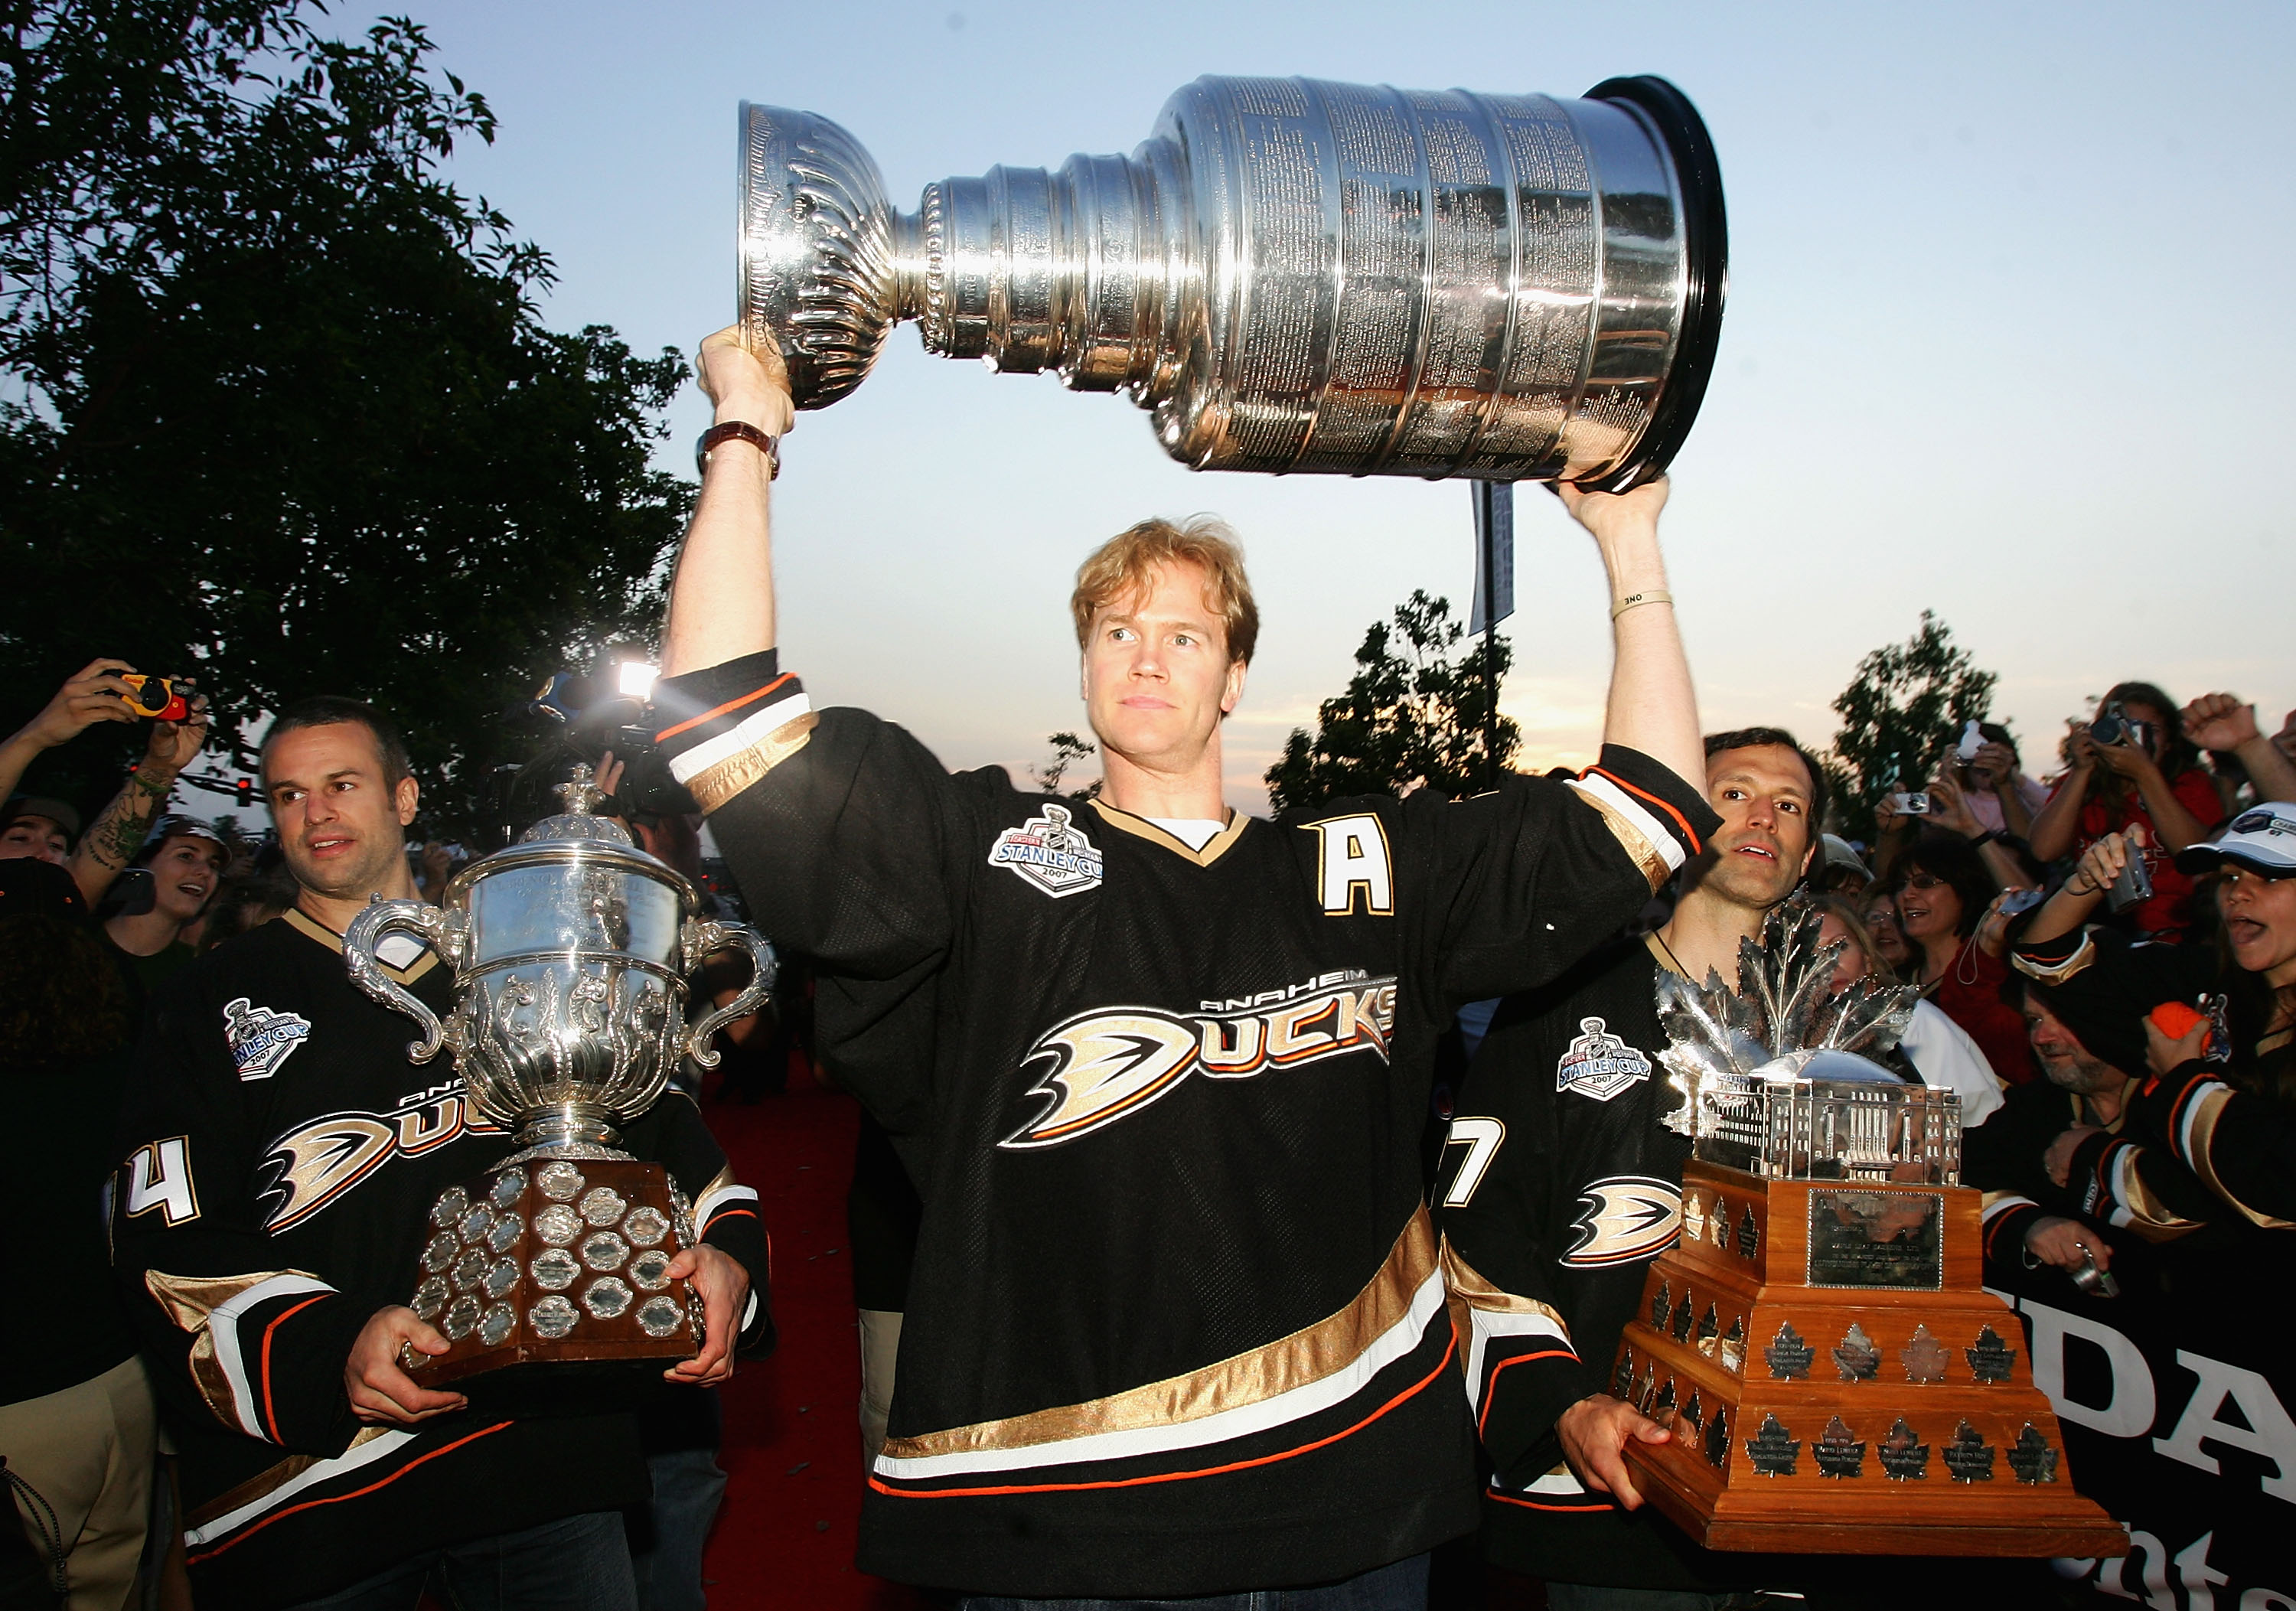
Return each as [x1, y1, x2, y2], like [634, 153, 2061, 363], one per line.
[733, 74, 1727, 488]
[1806, 1189, 1945, 1290]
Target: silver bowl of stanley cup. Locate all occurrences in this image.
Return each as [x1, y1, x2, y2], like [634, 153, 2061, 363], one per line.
[343, 767, 771, 1405]
[735, 73, 1726, 488]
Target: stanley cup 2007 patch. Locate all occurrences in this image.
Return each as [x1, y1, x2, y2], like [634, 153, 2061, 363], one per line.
[1554, 1016, 1652, 1102]
[987, 804, 1105, 898]
[223, 997, 313, 1081]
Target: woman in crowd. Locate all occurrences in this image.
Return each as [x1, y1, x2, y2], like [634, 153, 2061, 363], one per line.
[2028, 680, 2226, 938]
[1890, 835, 2035, 1084]
[1861, 884, 1913, 973]
[1960, 721, 2050, 840]
[1814, 893, 2005, 1126]
[2019, 813, 2296, 1101]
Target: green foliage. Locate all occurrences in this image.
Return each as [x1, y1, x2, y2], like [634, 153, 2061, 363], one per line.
[1828, 611, 1998, 840]
[1264, 590, 1517, 811]
[1, 2, 693, 835]
[1028, 730, 1100, 801]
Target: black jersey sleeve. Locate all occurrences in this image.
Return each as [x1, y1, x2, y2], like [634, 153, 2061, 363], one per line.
[2129, 1065, 2296, 1230]
[1399, 745, 1717, 1010]
[111, 987, 380, 1456]
[1437, 1091, 1599, 1490]
[653, 657, 969, 1138]
[628, 1091, 775, 1354]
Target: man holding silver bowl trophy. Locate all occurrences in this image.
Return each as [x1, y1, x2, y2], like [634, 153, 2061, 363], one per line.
[110, 698, 775, 1609]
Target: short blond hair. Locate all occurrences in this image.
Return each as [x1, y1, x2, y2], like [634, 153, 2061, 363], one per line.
[1070, 516, 1260, 666]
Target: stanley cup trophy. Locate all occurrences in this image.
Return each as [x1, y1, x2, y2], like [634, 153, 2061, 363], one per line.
[1614, 902, 2125, 1557]
[736, 73, 1726, 488]
[343, 769, 771, 1404]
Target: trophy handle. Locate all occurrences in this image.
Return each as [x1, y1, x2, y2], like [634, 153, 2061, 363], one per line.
[681, 918, 777, 1070]
[344, 898, 451, 1063]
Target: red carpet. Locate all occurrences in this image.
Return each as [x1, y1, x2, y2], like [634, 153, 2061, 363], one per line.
[697, 1069, 935, 1611]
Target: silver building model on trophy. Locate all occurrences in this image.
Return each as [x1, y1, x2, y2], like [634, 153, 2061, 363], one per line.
[737, 74, 1726, 487]
[343, 768, 771, 1398]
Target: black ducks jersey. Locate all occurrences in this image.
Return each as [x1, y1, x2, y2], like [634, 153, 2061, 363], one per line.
[109, 909, 771, 1609]
[652, 652, 1717, 1596]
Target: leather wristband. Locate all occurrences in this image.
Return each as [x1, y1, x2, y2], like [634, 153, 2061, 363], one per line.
[696, 420, 781, 479]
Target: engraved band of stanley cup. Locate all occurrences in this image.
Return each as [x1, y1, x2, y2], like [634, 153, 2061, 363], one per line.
[737, 74, 1726, 487]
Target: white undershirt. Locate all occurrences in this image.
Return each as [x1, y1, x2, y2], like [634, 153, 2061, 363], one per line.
[1146, 817, 1225, 853]
[376, 933, 428, 970]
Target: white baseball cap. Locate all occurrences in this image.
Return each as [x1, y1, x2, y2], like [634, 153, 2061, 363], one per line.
[2175, 801, 2296, 878]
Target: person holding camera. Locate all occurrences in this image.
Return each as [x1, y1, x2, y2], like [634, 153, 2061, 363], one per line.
[2027, 680, 2225, 939]
[2001, 808, 2296, 1251]
[1, 658, 210, 906]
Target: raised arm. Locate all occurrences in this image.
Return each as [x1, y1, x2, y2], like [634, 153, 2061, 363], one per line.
[661, 328, 796, 677]
[1554, 478, 1703, 794]
[0, 657, 141, 806]
[68, 696, 208, 905]
[2027, 725, 2103, 865]
[2183, 693, 2296, 807]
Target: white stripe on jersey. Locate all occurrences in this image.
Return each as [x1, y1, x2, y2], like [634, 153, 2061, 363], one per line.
[1462, 1307, 1574, 1420]
[694, 1182, 759, 1231]
[667, 692, 811, 784]
[185, 1429, 416, 1545]
[872, 1266, 1448, 1482]
[1565, 774, 1686, 872]
[209, 1273, 337, 1439]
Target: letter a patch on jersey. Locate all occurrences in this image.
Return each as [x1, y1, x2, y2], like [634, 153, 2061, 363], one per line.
[223, 997, 312, 1081]
[987, 804, 1104, 898]
[1554, 1016, 1652, 1102]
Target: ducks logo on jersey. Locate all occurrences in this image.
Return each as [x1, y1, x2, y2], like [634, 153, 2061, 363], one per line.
[1002, 970, 1397, 1150]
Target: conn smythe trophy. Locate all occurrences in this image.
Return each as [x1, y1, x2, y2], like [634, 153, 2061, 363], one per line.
[344, 769, 770, 1401]
[1616, 902, 2125, 1556]
[737, 73, 1725, 488]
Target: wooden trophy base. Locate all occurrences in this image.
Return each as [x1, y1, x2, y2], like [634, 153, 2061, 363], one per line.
[406, 1154, 703, 1415]
[1616, 1161, 2125, 1557]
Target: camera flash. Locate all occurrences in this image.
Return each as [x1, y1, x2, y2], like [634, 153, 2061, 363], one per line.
[618, 662, 660, 699]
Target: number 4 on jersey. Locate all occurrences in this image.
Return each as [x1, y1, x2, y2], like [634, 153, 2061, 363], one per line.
[1440, 1117, 1505, 1206]
[124, 1137, 199, 1225]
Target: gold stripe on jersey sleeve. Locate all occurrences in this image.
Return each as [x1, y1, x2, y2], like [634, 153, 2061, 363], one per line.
[1437, 1234, 1572, 1348]
[1564, 788, 1669, 893]
[878, 1206, 1437, 1462]
[145, 1269, 315, 1432]
[685, 711, 818, 815]
[2183, 1084, 2296, 1230]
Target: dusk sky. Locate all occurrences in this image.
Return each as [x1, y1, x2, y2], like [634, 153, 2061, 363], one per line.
[420, 0, 2294, 810]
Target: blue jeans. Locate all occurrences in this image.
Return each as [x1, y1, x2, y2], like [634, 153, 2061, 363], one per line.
[958, 1551, 1429, 1611]
[630, 1443, 727, 1611]
[281, 1510, 638, 1610]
